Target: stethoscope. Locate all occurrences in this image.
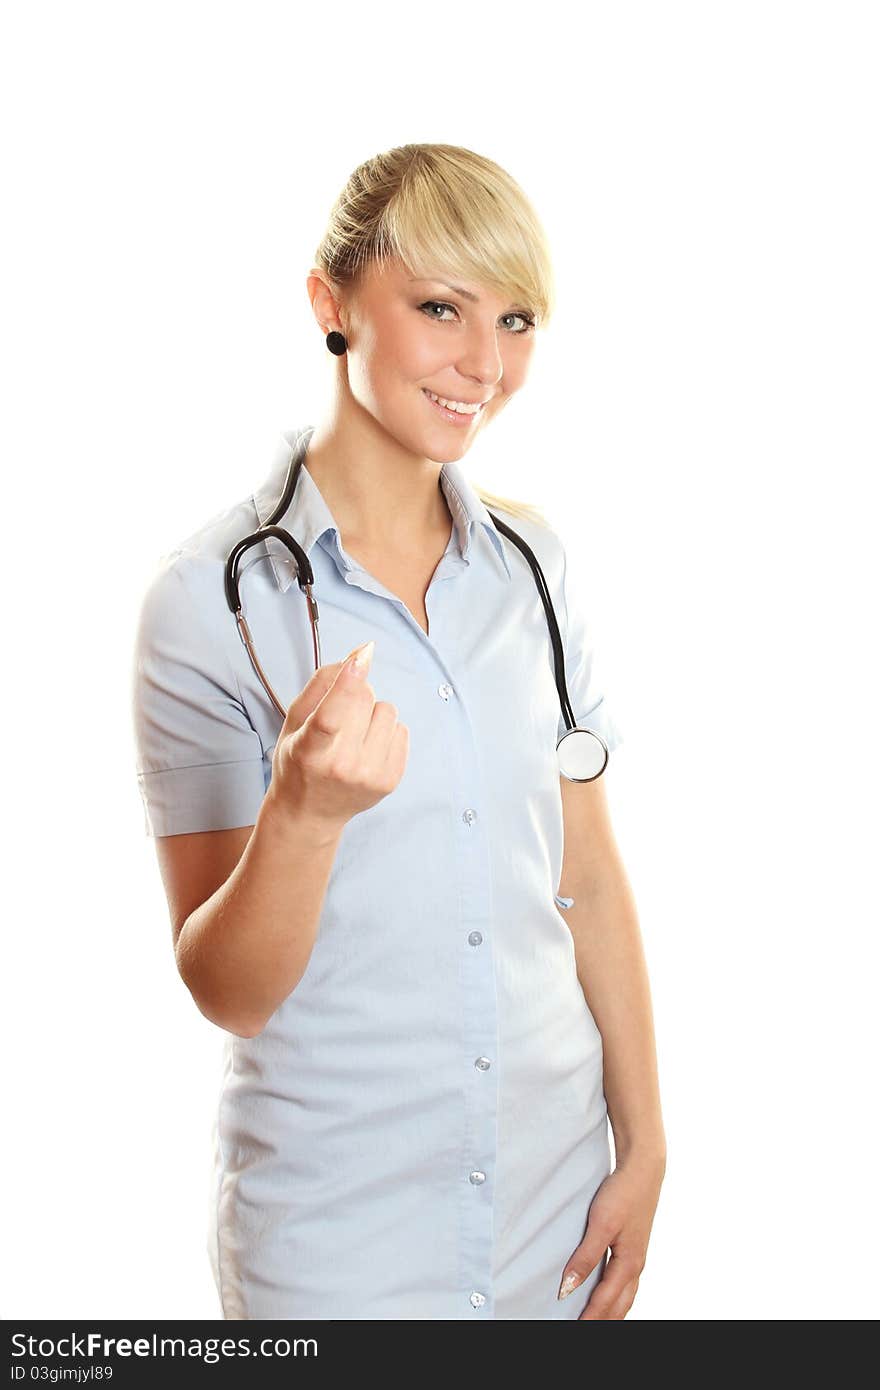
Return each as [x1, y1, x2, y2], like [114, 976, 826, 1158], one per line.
[224, 449, 609, 782]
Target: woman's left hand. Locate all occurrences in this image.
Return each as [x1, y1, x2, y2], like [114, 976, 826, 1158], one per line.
[556, 1148, 666, 1320]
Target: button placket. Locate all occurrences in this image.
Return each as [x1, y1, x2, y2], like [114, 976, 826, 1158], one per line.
[451, 711, 497, 1317]
[432, 640, 497, 1315]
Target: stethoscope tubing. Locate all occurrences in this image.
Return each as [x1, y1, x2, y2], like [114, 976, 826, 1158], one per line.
[224, 447, 609, 780]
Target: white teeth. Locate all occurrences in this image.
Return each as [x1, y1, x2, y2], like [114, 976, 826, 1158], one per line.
[424, 389, 483, 415]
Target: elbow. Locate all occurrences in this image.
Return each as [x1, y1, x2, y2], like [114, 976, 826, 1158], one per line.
[227, 1019, 265, 1039]
[175, 938, 266, 1039]
[186, 980, 267, 1039]
[228, 1012, 267, 1039]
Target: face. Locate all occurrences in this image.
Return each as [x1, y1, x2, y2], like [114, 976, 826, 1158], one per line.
[312, 256, 538, 461]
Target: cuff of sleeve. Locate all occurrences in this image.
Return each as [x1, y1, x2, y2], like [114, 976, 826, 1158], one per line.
[137, 758, 267, 837]
[558, 697, 624, 755]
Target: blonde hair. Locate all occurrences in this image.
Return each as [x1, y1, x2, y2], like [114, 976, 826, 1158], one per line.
[313, 142, 555, 527]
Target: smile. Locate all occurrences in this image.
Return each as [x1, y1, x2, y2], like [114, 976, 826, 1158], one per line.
[422, 388, 486, 423]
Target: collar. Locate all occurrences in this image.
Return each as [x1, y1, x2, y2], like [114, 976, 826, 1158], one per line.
[252, 425, 512, 593]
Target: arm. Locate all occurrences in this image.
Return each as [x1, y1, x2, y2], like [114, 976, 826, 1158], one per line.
[157, 785, 343, 1039]
[133, 555, 338, 1036]
[557, 773, 666, 1172]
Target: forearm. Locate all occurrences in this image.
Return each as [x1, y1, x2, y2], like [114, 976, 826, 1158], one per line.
[175, 786, 344, 1037]
[564, 858, 666, 1169]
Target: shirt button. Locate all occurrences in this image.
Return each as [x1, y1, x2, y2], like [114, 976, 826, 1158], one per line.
[474, 1056, 491, 1070]
[469, 1170, 486, 1185]
[438, 682, 453, 700]
[469, 1291, 486, 1309]
[462, 808, 477, 826]
[467, 931, 483, 946]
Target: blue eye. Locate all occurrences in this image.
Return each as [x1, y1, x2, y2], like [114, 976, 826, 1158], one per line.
[418, 301, 535, 334]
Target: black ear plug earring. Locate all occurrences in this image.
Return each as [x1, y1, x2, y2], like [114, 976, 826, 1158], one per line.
[326, 330, 348, 355]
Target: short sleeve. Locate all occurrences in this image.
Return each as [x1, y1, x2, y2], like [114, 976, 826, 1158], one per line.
[557, 543, 624, 755]
[131, 555, 268, 837]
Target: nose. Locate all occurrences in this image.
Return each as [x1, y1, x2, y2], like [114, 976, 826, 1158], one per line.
[454, 323, 505, 393]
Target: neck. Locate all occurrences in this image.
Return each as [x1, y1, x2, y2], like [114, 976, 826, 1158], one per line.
[303, 396, 455, 551]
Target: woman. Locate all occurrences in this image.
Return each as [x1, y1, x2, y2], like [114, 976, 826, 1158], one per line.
[131, 142, 666, 1320]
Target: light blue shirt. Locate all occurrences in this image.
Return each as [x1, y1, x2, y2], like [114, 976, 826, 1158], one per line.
[131, 424, 624, 1319]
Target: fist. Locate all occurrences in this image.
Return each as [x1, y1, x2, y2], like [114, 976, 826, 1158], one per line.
[269, 640, 409, 832]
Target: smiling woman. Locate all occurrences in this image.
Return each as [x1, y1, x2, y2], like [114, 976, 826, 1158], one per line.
[132, 140, 663, 1324]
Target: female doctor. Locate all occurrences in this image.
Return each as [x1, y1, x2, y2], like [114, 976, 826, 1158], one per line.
[131, 141, 666, 1320]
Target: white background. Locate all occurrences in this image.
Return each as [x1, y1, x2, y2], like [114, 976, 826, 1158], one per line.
[2, 0, 877, 1321]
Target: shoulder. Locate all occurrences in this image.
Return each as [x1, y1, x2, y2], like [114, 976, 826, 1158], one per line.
[134, 487, 262, 662]
[139, 484, 262, 606]
[155, 487, 261, 583]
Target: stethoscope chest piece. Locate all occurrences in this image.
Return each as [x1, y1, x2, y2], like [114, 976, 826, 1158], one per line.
[556, 726, 609, 783]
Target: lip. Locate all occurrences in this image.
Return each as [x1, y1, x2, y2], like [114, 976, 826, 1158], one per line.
[422, 387, 487, 424]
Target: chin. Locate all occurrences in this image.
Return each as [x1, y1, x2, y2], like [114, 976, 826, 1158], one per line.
[422, 430, 477, 464]
[401, 410, 477, 459]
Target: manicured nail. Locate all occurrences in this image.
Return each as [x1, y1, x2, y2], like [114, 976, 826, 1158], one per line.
[558, 1269, 584, 1300]
[349, 640, 374, 677]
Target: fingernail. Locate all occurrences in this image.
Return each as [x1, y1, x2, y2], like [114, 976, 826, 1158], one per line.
[557, 1269, 584, 1300]
[348, 640, 374, 678]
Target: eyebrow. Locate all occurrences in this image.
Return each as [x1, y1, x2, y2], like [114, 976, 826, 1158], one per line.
[408, 277, 479, 303]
